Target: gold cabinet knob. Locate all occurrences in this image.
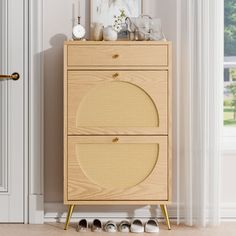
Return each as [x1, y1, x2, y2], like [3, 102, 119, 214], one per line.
[112, 54, 119, 59]
[112, 73, 119, 79]
[112, 137, 119, 143]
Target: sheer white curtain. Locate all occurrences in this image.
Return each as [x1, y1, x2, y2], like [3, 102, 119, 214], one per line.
[176, 0, 224, 226]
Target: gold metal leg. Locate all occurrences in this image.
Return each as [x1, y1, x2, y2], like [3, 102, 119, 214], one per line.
[64, 205, 75, 230]
[160, 204, 171, 230]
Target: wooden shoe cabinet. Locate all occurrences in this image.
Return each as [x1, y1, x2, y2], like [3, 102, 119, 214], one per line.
[63, 41, 172, 230]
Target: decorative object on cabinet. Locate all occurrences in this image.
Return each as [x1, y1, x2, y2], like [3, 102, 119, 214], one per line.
[63, 41, 172, 231]
[113, 9, 128, 39]
[113, 9, 126, 32]
[103, 26, 118, 41]
[91, 22, 104, 41]
[72, 16, 86, 40]
[90, 0, 143, 27]
[126, 15, 166, 41]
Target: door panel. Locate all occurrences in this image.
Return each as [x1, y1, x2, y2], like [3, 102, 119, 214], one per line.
[0, 1, 7, 192]
[0, 65, 7, 193]
[67, 136, 168, 201]
[68, 71, 168, 135]
[0, 0, 24, 222]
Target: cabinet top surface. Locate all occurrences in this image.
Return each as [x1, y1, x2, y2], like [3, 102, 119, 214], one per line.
[64, 40, 171, 45]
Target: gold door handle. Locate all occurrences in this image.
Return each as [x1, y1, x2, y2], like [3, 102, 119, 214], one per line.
[0, 72, 20, 81]
[112, 137, 119, 143]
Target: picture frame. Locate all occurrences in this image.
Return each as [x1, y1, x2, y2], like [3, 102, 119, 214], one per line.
[90, 0, 143, 27]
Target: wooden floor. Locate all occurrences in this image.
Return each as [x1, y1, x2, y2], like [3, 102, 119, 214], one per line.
[0, 223, 236, 236]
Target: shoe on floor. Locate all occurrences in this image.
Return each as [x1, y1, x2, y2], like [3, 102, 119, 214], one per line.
[91, 219, 102, 232]
[118, 220, 130, 233]
[130, 219, 144, 233]
[145, 219, 159, 233]
[104, 221, 117, 233]
[77, 219, 88, 232]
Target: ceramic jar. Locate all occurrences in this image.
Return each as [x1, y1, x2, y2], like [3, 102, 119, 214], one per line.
[103, 26, 118, 41]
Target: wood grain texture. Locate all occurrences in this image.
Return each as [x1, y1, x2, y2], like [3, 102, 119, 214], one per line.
[67, 136, 168, 201]
[67, 66, 170, 70]
[168, 43, 172, 202]
[63, 200, 170, 205]
[67, 45, 168, 67]
[68, 71, 168, 135]
[64, 41, 171, 45]
[64, 41, 172, 205]
[64, 44, 68, 202]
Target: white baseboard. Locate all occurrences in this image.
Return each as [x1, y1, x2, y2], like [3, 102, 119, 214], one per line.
[44, 203, 178, 223]
[44, 202, 236, 223]
[220, 203, 236, 221]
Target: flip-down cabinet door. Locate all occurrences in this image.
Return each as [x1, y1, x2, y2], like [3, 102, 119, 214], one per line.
[67, 136, 168, 201]
[67, 71, 168, 135]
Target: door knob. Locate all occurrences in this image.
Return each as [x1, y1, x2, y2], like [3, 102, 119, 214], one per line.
[0, 72, 20, 81]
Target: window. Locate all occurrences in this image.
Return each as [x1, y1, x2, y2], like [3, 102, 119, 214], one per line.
[224, 0, 236, 151]
[224, 0, 236, 127]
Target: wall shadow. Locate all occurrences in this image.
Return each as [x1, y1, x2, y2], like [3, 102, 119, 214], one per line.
[44, 33, 67, 202]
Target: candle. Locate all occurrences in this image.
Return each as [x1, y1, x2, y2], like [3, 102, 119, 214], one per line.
[78, 0, 80, 16]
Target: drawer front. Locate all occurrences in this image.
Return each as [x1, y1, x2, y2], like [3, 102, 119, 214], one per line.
[67, 45, 168, 67]
[67, 136, 168, 201]
[67, 71, 168, 135]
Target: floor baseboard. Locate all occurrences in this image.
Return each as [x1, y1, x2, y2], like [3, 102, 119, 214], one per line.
[44, 202, 236, 222]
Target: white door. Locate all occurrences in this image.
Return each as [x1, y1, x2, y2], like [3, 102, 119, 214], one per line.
[0, 0, 25, 222]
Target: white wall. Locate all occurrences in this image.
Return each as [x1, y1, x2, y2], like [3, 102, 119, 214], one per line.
[43, 0, 235, 219]
[43, 0, 177, 202]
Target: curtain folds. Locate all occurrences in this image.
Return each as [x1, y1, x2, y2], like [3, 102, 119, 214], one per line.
[176, 0, 224, 226]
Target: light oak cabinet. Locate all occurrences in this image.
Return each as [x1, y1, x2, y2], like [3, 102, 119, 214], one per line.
[64, 41, 172, 229]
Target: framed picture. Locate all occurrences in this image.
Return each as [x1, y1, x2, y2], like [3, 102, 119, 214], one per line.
[90, 0, 143, 27]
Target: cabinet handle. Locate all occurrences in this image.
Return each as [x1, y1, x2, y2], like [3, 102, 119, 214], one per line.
[112, 73, 119, 79]
[112, 137, 119, 143]
[112, 54, 119, 59]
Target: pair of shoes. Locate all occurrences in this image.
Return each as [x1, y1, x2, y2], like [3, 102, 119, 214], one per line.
[130, 219, 159, 233]
[77, 219, 102, 232]
[104, 220, 129, 233]
[77, 219, 120, 233]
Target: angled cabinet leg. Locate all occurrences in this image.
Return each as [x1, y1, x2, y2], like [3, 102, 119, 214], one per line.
[64, 205, 75, 230]
[160, 204, 171, 230]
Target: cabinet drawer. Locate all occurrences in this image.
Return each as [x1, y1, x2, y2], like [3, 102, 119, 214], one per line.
[67, 45, 168, 67]
[67, 71, 168, 135]
[66, 136, 168, 201]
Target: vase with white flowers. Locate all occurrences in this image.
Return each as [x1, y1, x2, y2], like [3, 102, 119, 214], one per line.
[113, 9, 126, 31]
[103, 9, 127, 41]
[113, 9, 128, 39]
